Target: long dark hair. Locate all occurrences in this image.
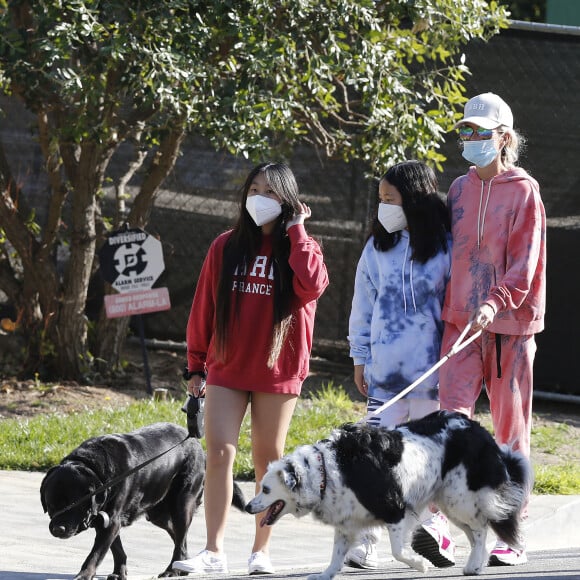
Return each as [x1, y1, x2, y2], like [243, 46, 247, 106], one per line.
[368, 160, 450, 263]
[215, 162, 302, 367]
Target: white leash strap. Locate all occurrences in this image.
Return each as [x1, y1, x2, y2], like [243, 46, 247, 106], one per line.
[365, 323, 483, 420]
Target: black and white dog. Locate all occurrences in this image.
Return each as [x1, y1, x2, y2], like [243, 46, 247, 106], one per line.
[246, 411, 532, 580]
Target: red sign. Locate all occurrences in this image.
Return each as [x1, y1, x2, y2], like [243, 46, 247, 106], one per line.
[104, 287, 171, 319]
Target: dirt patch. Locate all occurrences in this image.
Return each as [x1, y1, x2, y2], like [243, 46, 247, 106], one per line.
[0, 342, 185, 419]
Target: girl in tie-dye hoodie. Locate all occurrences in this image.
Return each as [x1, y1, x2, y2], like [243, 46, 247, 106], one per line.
[348, 160, 452, 427]
[345, 160, 451, 570]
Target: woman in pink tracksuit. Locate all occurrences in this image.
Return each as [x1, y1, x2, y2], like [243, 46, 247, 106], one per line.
[412, 93, 546, 569]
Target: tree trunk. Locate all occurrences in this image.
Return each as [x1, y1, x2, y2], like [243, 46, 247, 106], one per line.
[53, 142, 103, 379]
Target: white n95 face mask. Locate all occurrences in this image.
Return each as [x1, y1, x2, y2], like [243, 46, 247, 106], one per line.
[245, 195, 282, 226]
[378, 203, 407, 233]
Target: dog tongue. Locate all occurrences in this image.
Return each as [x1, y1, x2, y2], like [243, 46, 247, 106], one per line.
[260, 505, 275, 527]
[260, 500, 283, 527]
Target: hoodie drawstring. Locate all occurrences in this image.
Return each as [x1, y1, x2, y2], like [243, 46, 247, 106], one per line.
[477, 176, 495, 249]
[402, 237, 417, 314]
[410, 259, 417, 313]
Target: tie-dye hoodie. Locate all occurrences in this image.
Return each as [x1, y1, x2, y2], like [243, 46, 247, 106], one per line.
[348, 230, 451, 400]
[443, 166, 546, 335]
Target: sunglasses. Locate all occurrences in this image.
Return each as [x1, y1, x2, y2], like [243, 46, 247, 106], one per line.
[458, 126, 494, 141]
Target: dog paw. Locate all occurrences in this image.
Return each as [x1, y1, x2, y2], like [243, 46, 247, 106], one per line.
[410, 557, 430, 573]
[159, 570, 183, 577]
[306, 573, 333, 580]
[160, 571, 187, 578]
[463, 564, 483, 576]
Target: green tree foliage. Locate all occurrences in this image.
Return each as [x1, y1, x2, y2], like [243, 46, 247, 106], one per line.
[498, 0, 546, 22]
[0, 0, 508, 380]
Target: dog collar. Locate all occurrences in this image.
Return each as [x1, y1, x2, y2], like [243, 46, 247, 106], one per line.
[313, 445, 327, 500]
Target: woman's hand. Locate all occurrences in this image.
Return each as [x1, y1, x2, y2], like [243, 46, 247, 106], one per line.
[354, 364, 368, 397]
[188, 375, 206, 397]
[285, 202, 312, 230]
[470, 303, 496, 333]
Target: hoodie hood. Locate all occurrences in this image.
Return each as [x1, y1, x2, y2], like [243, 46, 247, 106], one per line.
[464, 167, 540, 250]
[465, 166, 539, 188]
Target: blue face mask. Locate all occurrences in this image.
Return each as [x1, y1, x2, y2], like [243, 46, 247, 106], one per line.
[462, 140, 498, 168]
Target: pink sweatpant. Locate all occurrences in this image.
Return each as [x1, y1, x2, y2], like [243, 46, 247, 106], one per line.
[438, 323, 536, 459]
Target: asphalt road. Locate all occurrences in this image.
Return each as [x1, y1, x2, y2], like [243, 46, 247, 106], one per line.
[3, 550, 578, 580]
[2, 473, 579, 580]
[221, 550, 580, 580]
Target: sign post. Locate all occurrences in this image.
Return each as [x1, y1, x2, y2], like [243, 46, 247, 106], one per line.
[99, 227, 170, 395]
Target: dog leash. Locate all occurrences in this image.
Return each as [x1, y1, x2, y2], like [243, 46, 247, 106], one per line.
[364, 322, 483, 421]
[49, 434, 190, 524]
[49, 394, 205, 524]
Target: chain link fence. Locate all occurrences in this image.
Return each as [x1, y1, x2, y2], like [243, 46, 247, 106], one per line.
[144, 142, 373, 363]
[1, 24, 579, 392]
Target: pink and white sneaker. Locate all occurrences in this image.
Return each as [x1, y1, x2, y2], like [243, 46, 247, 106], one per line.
[489, 540, 528, 566]
[411, 511, 455, 568]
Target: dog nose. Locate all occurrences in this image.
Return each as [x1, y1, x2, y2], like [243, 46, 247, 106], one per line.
[50, 524, 68, 538]
[244, 503, 254, 514]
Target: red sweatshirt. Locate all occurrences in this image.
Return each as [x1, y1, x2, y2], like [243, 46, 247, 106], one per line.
[443, 167, 546, 335]
[186, 224, 329, 394]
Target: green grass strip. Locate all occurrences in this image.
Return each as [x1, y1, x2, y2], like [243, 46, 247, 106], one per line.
[1, 385, 578, 494]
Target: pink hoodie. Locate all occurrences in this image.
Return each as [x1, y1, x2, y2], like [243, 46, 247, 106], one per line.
[443, 166, 546, 335]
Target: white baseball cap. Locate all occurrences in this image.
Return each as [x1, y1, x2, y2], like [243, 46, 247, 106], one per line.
[454, 92, 513, 129]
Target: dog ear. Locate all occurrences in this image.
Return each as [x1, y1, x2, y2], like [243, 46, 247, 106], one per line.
[282, 461, 300, 491]
[40, 466, 59, 513]
[283, 470, 298, 491]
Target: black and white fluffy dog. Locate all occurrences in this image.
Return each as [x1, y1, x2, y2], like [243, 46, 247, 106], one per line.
[246, 411, 532, 580]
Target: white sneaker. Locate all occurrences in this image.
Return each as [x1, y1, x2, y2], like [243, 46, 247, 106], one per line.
[248, 551, 275, 575]
[345, 539, 379, 569]
[172, 549, 229, 574]
[489, 540, 528, 566]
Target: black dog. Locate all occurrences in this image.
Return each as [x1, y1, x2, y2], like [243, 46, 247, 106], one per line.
[40, 422, 245, 580]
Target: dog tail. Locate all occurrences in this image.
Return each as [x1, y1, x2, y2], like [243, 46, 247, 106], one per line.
[489, 447, 534, 548]
[231, 480, 246, 512]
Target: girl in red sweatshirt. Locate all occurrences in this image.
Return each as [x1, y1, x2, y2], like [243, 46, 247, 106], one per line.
[173, 163, 328, 576]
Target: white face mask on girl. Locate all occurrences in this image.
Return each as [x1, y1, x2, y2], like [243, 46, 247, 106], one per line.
[462, 140, 498, 168]
[378, 203, 407, 233]
[245, 195, 282, 226]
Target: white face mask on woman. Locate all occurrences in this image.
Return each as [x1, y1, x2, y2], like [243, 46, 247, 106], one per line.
[246, 195, 282, 226]
[378, 202, 407, 233]
[462, 140, 498, 168]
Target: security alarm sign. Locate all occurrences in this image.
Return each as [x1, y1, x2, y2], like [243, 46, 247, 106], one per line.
[99, 228, 165, 293]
